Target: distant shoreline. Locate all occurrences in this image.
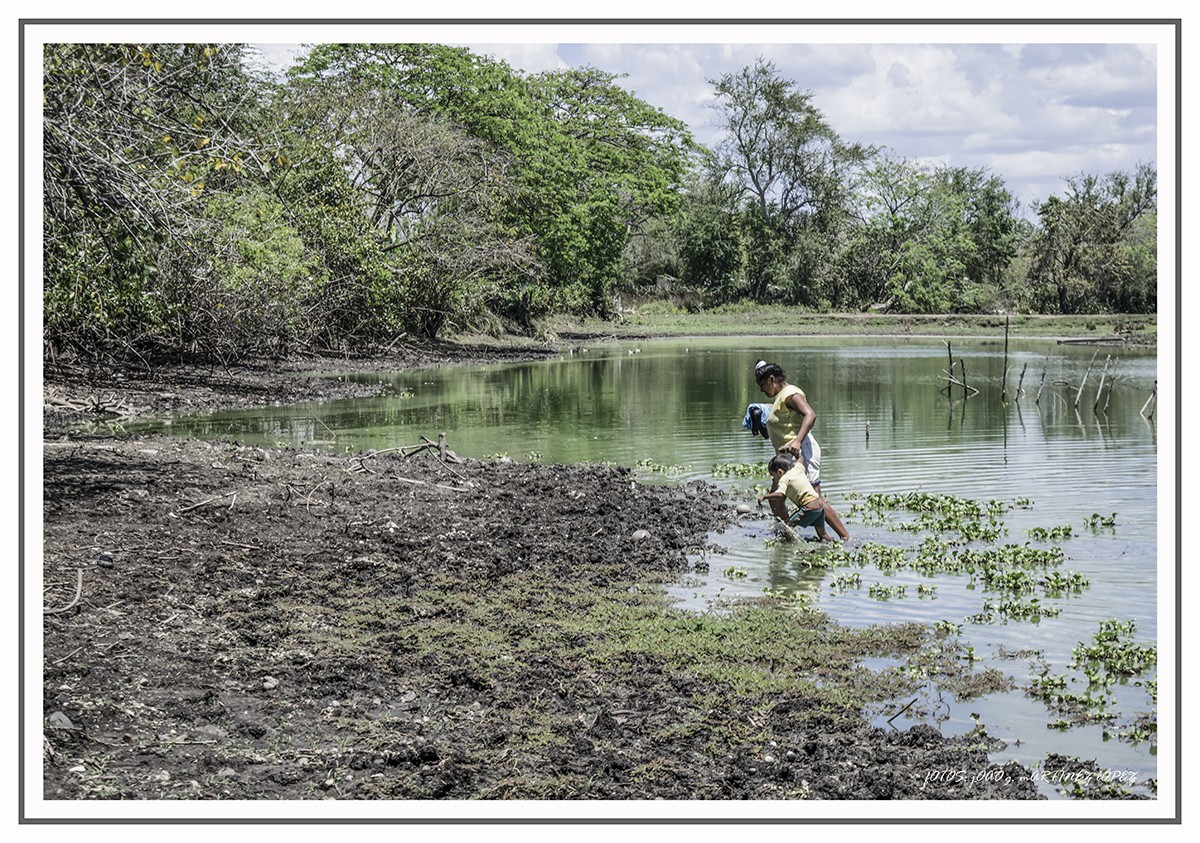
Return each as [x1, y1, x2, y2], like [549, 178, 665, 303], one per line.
[534, 310, 1158, 345]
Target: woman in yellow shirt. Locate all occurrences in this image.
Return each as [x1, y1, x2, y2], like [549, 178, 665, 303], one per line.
[754, 359, 851, 540]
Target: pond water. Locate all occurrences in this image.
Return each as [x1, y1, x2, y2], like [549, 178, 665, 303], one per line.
[135, 335, 1162, 799]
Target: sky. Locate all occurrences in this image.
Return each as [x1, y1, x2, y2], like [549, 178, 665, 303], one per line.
[251, 23, 1167, 218]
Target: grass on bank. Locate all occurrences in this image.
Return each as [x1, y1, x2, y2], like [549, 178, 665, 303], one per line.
[268, 564, 988, 798]
[530, 305, 1157, 343]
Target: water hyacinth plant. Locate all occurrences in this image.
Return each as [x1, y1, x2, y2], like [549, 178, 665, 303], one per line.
[1025, 619, 1157, 748]
[812, 491, 1086, 627]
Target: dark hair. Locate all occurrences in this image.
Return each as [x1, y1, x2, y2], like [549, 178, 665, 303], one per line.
[754, 359, 786, 383]
[768, 451, 798, 474]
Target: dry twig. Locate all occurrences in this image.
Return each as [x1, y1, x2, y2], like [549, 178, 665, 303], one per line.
[45, 570, 84, 615]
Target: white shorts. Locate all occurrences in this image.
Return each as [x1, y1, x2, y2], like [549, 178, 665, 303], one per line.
[800, 435, 821, 487]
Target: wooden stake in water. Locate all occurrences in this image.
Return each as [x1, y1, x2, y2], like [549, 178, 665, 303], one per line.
[1074, 349, 1099, 408]
[1015, 363, 1028, 402]
[945, 340, 954, 393]
[1035, 348, 1050, 405]
[1093, 354, 1112, 412]
[1001, 315, 1010, 401]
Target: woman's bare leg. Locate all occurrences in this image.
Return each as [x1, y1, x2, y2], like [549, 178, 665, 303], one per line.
[814, 484, 851, 540]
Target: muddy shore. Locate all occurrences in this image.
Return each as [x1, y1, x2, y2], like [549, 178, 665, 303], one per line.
[38, 342, 1053, 806]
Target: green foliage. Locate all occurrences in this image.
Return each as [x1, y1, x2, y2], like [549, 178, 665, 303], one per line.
[42, 43, 275, 359]
[279, 55, 540, 341]
[711, 462, 767, 478]
[839, 156, 1018, 314]
[1022, 164, 1157, 314]
[155, 187, 324, 359]
[710, 58, 869, 304]
[41, 42, 1157, 365]
[673, 168, 746, 298]
[268, 140, 396, 346]
[634, 458, 691, 475]
[289, 45, 697, 332]
[1027, 525, 1075, 541]
[1026, 620, 1156, 746]
[1070, 619, 1157, 677]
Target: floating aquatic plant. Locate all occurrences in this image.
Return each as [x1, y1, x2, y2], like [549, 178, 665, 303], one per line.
[1027, 524, 1074, 540]
[635, 458, 690, 475]
[711, 462, 766, 478]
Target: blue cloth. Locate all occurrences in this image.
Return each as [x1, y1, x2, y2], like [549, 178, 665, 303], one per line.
[742, 403, 773, 438]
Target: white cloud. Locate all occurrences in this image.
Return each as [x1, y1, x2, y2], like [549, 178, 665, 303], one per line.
[466, 43, 565, 73]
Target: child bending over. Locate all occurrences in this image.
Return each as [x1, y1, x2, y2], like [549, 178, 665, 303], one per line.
[757, 451, 831, 542]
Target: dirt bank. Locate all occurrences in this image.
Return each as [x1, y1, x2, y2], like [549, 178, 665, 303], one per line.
[42, 341, 558, 434]
[39, 342, 1048, 806]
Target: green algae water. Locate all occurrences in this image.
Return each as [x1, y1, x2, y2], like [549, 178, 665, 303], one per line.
[131, 336, 1163, 799]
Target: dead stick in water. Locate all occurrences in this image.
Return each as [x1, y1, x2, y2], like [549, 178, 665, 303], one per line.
[960, 358, 970, 400]
[1035, 348, 1051, 404]
[887, 697, 920, 726]
[943, 376, 980, 396]
[1093, 354, 1112, 412]
[1002, 314, 1010, 401]
[1015, 363, 1028, 402]
[1074, 349, 1099, 408]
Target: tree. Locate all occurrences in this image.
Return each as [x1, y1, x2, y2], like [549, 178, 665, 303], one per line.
[1024, 163, 1156, 314]
[710, 58, 870, 302]
[673, 165, 746, 299]
[43, 43, 275, 357]
[839, 151, 927, 308]
[277, 68, 537, 340]
[289, 45, 697, 328]
[836, 153, 1020, 313]
[944, 166, 1019, 293]
[524, 66, 697, 315]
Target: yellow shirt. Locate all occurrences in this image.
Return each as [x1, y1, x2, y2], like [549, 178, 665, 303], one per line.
[767, 383, 808, 452]
[777, 465, 820, 510]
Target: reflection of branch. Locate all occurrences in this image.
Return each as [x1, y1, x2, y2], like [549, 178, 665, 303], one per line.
[938, 377, 979, 396]
[1140, 380, 1158, 419]
[1074, 349, 1099, 408]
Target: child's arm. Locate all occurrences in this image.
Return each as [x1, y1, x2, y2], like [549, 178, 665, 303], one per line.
[757, 488, 792, 524]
